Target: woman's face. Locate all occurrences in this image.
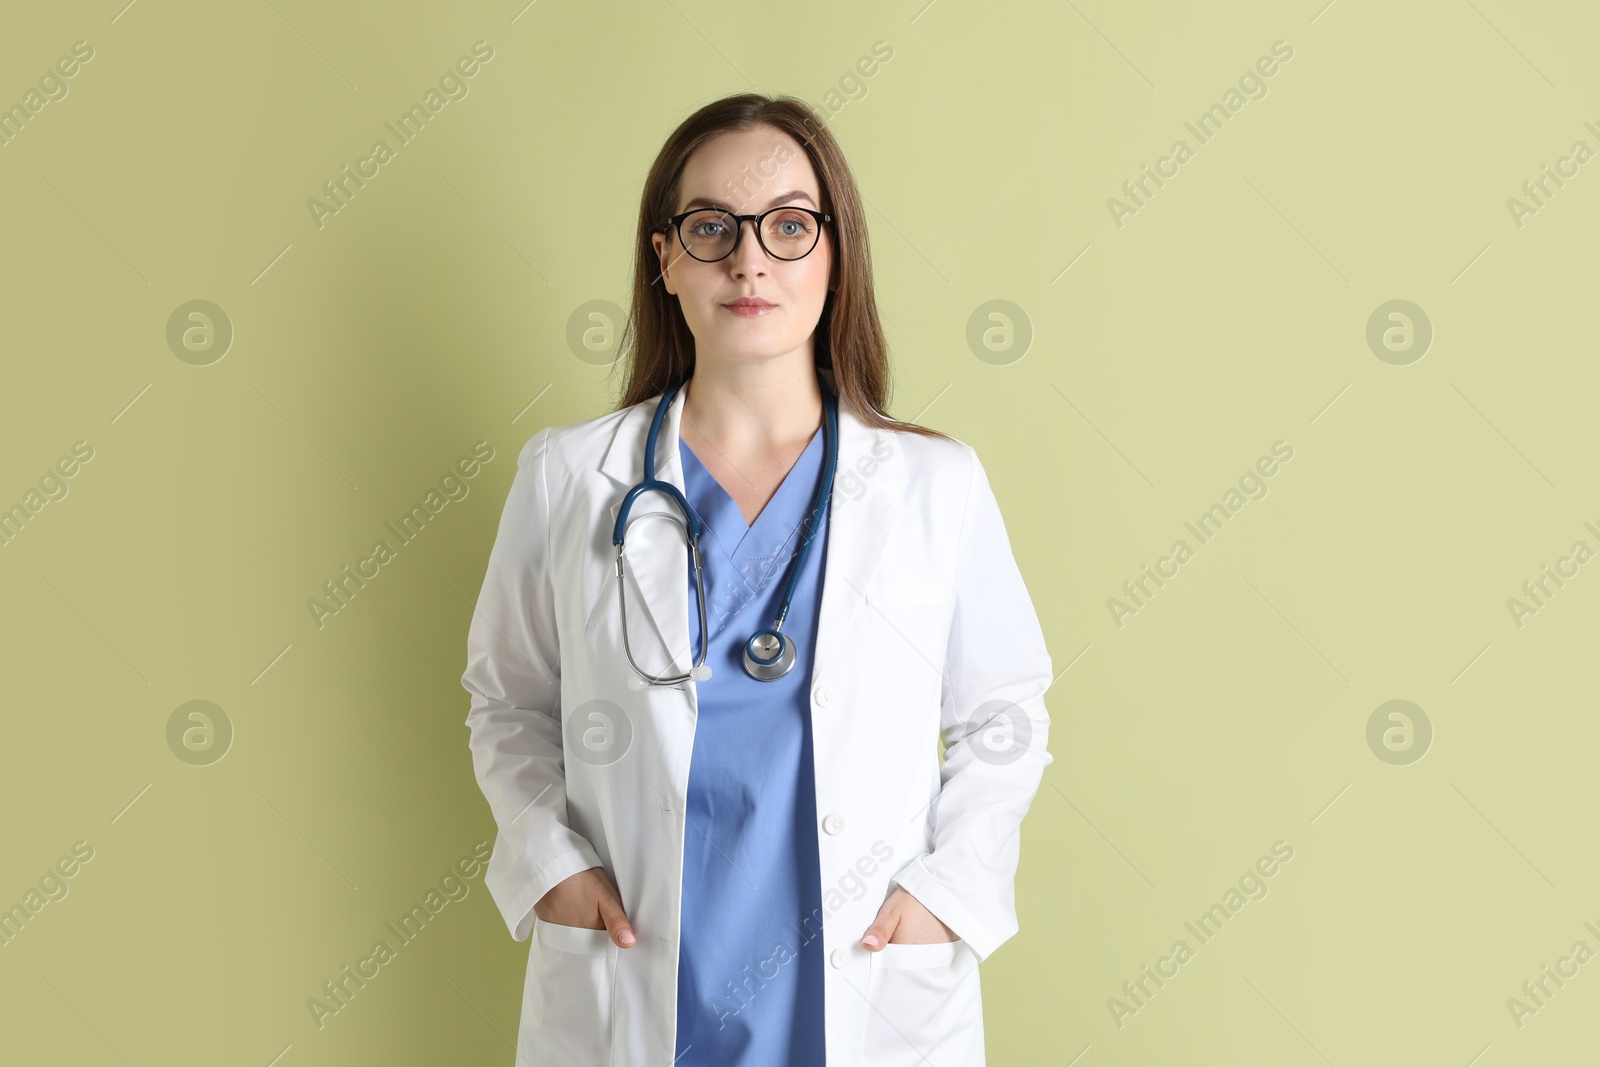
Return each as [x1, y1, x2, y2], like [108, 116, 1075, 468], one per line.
[651, 125, 835, 367]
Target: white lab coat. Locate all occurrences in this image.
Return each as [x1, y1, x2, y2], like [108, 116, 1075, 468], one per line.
[461, 375, 1054, 1066]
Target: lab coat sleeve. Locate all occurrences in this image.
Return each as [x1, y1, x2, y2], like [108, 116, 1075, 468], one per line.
[461, 427, 604, 943]
[887, 442, 1055, 964]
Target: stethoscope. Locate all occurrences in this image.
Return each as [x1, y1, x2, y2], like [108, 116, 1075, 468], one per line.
[612, 368, 838, 688]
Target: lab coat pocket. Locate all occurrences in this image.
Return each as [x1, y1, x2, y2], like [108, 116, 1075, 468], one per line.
[522, 919, 616, 1066]
[538, 919, 615, 955]
[863, 939, 985, 1067]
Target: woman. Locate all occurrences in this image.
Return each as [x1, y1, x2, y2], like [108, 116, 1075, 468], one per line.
[462, 93, 1054, 1067]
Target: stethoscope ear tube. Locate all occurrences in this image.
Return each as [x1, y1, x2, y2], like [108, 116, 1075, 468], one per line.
[614, 480, 700, 546]
[614, 528, 711, 687]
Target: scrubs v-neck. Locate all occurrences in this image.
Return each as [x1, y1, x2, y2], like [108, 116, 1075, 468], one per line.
[673, 427, 830, 1067]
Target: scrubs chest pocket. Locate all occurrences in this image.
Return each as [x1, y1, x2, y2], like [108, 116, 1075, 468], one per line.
[525, 920, 616, 1065]
[863, 939, 986, 1067]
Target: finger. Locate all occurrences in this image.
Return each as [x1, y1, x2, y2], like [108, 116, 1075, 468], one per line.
[860, 906, 897, 951]
[595, 892, 636, 947]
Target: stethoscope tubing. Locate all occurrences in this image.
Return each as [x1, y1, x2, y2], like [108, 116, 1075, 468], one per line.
[770, 381, 838, 633]
[611, 369, 836, 686]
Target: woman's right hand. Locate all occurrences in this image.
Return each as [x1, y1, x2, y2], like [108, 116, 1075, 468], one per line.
[532, 866, 637, 947]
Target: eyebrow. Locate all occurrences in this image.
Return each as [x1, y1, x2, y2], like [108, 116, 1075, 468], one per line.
[681, 189, 819, 213]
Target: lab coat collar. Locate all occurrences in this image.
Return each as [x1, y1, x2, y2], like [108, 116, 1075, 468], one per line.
[596, 371, 908, 680]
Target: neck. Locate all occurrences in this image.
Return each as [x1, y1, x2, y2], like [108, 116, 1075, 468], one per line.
[680, 354, 824, 456]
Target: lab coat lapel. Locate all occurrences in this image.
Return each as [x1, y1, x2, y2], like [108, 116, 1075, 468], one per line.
[597, 388, 695, 678]
[810, 401, 906, 678]
[596, 382, 908, 682]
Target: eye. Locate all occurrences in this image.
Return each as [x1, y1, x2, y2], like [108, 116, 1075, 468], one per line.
[766, 210, 814, 236]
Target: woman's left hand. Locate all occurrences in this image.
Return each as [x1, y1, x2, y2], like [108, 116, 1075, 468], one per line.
[860, 886, 958, 950]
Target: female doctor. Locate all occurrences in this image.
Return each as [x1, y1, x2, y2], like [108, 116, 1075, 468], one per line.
[461, 93, 1054, 1067]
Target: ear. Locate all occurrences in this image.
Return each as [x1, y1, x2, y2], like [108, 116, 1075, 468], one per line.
[650, 230, 677, 296]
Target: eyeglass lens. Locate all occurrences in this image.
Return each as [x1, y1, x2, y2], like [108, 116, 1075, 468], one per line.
[679, 209, 821, 261]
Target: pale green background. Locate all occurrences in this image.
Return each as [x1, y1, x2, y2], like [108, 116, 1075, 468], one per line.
[2, 0, 1597, 1064]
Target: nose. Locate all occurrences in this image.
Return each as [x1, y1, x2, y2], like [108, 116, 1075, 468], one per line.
[729, 217, 770, 276]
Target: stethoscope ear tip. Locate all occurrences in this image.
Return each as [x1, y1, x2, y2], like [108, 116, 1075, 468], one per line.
[690, 665, 713, 681]
[626, 675, 650, 692]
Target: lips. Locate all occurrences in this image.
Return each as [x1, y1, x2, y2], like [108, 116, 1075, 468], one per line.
[723, 298, 775, 308]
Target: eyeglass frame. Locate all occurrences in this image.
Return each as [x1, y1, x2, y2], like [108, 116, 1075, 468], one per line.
[661, 205, 834, 262]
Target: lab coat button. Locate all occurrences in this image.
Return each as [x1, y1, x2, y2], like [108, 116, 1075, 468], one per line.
[830, 947, 847, 968]
[822, 813, 844, 835]
[814, 686, 834, 707]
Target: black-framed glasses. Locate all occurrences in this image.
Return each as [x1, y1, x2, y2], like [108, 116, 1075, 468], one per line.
[662, 206, 833, 262]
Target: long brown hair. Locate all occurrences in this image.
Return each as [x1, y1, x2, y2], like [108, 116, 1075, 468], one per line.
[610, 92, 952, 442]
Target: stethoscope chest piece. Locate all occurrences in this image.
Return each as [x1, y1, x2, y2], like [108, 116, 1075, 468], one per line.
[743, 628, 797, 681]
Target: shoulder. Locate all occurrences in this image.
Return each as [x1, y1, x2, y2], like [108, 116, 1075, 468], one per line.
[878, 424, 1016, 536]
[512, 402, 643, 474]
[825, 418, 980, 529]
[889, 424, 974, 470]
[877, 422, 979, 495]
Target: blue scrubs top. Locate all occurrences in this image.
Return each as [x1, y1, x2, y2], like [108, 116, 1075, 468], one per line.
[674, 427, 829, 1067]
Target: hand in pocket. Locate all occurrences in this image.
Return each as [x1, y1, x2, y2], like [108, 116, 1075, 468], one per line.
[533, 865, 637, 947]
[860, 886, 959, 949]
